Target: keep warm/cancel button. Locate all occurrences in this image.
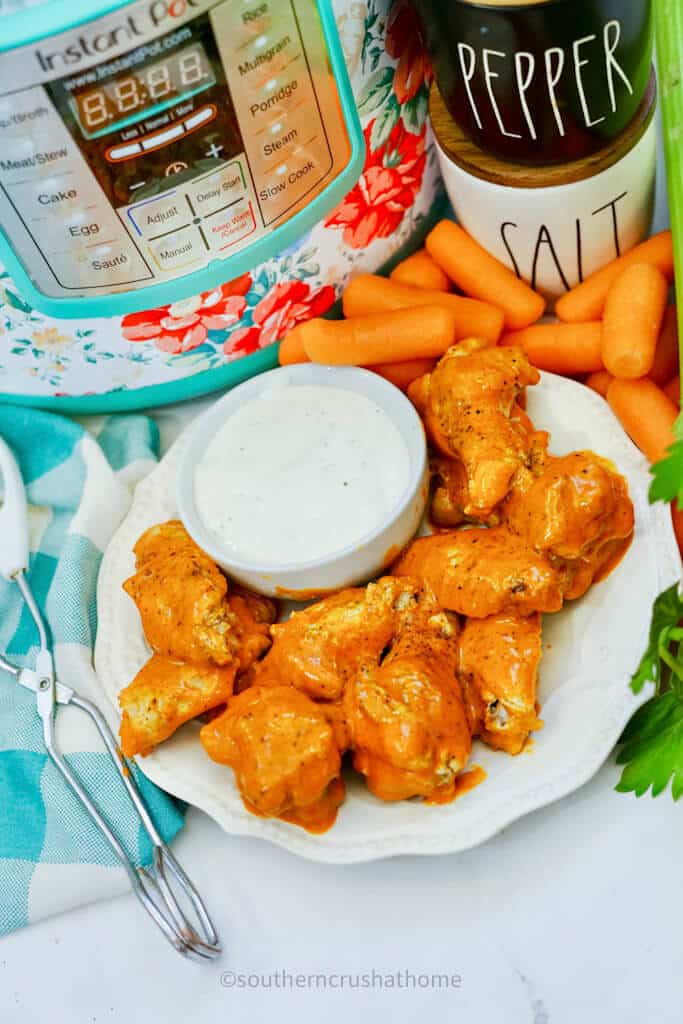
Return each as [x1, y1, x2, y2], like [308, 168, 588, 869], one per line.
[205, 197, 256, 252]
[257, 154, 325, 225]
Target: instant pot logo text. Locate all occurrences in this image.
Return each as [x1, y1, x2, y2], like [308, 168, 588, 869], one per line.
[34, 0, 208, 73]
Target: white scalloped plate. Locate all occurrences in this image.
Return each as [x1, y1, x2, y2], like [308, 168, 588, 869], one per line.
[94, 373, 680, 863]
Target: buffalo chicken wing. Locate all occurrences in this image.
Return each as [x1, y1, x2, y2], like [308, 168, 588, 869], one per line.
[346, 604, 471, 802]
[393, 527, 564, 617]
[409, 342, 540, 518]
[458, 613, 543, 755]
[503, 450, 634, 600]
[123, 520, 275, 669]
[200, 685, 345, 832]
[247, 577, 426, 702]
[119, 655, 236, 757]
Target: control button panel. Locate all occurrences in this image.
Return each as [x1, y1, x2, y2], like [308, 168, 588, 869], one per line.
[106, 105, 217, 163]
[0, 86, 153, 295]
[122, 157, 258, 269]
[212, 0, 337, 226]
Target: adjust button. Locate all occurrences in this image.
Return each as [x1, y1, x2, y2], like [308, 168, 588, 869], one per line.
[127, 190, 192, 238]
[148, 224, 207, 273]
[188, 161, 247, 218]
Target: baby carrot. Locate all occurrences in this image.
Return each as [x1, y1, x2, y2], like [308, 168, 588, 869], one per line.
[607, 378, 678, 464]
[368, 357, 436, 391]
[585, 370, 613, 398]
[342, 274, 503, 344]
[601, 263, 668, 379]
[278, 324, 310, 366]
[299, 306, 461, 366]
[649, 304, 679, 386]
[425, 220, 546, 330]
[664, 375, 680, 405]
[390, 249, 451, 292]
[555, 230, 674, 323]
[501, 322, 603, 375]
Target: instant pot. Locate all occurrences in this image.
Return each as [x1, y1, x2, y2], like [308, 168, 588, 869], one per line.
[0, 0, 443, 410]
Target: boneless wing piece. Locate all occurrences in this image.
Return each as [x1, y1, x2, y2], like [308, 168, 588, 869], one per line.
[393, 527, 564, 618]
[200, 685, 345, 833]
[458, 613, 543, 755]
[409, 342, 540, 517]
[346, 603, 472, 802]
[123, 521, 276, 669]
[247, 576, 427, 702]
[430, 423, 549, 529]
[119, 654, 237, 757]
[503, 451, 634, 599]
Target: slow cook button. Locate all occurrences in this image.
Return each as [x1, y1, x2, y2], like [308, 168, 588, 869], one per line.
[257, 153, 323, 223]
[189, 161, 247, 217]
[148, 224, 207, 272]
[204, 197, 256, 252]
[127, 190, 191, 238]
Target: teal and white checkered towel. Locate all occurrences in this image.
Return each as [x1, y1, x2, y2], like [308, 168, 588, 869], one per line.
[0, 406, 184, 935]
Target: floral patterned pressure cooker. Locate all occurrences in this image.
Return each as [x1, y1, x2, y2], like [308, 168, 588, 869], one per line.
[0, 0, 444, 411]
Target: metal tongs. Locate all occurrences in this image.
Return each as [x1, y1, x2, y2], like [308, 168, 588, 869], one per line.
[0, 436, 221, 961]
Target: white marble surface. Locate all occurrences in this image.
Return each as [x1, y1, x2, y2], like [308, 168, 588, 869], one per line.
[0, 120, 679, 1024]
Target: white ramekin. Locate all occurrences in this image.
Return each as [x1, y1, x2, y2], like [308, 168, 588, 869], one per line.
[176, 363, 428, 598]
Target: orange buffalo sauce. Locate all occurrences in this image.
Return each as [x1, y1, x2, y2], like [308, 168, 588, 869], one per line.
[243, 778, 346, 835]
[425, 765, 487, 806]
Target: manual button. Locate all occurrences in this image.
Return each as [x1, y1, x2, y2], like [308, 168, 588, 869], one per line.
[127, 190, 192, 239]
[148, 224, 207, 273]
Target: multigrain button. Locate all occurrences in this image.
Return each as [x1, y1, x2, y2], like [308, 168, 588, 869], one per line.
[204, 197, 256, 251]
[148, 224, 207, 272]
[189, 161, 247, 217]
[127, 190, 192, 238]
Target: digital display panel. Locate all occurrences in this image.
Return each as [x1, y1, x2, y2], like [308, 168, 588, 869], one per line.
[71, 43, 215, 138]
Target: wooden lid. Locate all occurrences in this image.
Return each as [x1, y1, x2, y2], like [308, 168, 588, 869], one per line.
[430, 68, 657, 188]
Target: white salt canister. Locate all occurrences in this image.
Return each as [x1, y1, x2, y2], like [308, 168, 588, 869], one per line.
[430, 69, 657, 302]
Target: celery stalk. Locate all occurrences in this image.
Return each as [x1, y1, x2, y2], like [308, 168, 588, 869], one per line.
[656, 0, 683, 401]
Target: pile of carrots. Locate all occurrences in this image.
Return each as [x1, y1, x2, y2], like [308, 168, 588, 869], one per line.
[277, 219, 682, 553]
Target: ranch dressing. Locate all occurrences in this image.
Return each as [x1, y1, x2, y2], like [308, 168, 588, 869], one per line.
[194, 384, 410, 566]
